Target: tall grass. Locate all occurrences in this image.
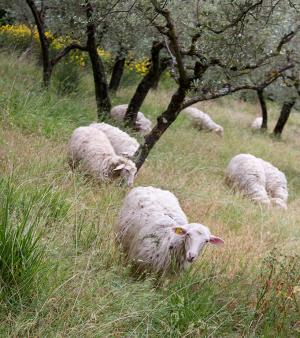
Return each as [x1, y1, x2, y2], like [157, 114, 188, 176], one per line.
[0, 177, 45, 306]
[0, 51, 300, 336]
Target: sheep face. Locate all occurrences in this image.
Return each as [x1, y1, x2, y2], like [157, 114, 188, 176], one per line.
[214, 127, 224, 137]
[113, 160, 137, 187]
[172, 223, 224, 265]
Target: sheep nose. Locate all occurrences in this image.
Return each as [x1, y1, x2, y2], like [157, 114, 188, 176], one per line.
[187, 253, 196, 263]
[127, 181, 133, 187]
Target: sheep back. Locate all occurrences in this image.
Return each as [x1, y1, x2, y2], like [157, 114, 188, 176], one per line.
[90, 122, 139, 158]
[110, 104, 152, 134]
[251, 117, 263, 130]
[225, 153, 270, 204]
[184, 107, 224, 136]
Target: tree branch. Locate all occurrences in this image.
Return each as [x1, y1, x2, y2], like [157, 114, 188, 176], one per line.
[151, 0, 188, 83]
[206, 25, 300, 72]
[205, 0, 263, 34]
[181, 63, 294, 108]
[51, 44, 88, 66]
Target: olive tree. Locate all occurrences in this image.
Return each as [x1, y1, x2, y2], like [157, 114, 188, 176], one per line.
[133, 0, 299, 170]
[48, 0, 156, 118]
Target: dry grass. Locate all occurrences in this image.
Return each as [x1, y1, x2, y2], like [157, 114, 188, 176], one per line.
[0, 53, 299, 337]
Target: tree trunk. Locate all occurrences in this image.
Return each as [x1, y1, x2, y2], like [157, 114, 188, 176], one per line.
[125, 41, 166, 127]
[256, 88, 268, 129]
[273, 99, 296, 137]
[25, 0, 52, 87]
[135, 84, 188, 170]
[109, 57, 125, 92]
[85, 1, 111, 119]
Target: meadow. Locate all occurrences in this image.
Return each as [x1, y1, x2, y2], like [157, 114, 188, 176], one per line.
[0, 51, 299, 337]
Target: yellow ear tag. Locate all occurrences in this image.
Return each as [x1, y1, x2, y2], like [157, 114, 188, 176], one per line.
[175, 227, 184, 234]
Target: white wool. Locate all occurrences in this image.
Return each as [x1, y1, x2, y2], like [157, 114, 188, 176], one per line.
[251, 116, 263, 130]
[184, 106, 224, 137]
[110, 104, 152, 134]
[259, 158, 288, 209]
[89, 122, 139, 159]
[68, 126, 137, 186]
[225, 153, 288, 209]
[117, 186, 223, 274]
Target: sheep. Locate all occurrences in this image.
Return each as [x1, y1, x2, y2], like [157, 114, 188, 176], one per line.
[225, 153, 288, 209]
[116, 186, 224, 274]
[184, 106, 224, 136]
[89, 122, 139, 159]
[110, 104, 152, 134]
[251, 116, 263, 130]
[68, 126, 137, 186]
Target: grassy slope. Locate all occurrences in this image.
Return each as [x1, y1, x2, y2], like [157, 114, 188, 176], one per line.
[0, 52, 299, 337]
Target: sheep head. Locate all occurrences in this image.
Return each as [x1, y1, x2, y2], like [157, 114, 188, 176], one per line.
[135, 116, 152, 134]
[214, 127, 224, 137]
[113, 159, 137, 187]
[172, 223, 224, 265]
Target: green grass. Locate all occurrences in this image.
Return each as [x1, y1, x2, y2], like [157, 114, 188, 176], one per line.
[0, 177, 61, 308]
[0, 51, 299, 337]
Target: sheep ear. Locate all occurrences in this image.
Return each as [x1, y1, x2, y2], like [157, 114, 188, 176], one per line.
[209, 235, 224, 245]
[113, 164, 125, 171]
[172, 226, 187, 235]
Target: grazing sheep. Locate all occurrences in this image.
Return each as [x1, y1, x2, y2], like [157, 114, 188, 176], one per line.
[184, 107, 224, 136]
[251, 116, 263, 130]
[225, 153, 288, 209]
[90, 122, 139, 159]
[116, 186, 224, 274]
[110, 104, 152, 134]
[68, 126, 137, 186]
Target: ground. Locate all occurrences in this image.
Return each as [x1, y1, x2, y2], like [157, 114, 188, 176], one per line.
[0, 52, 299, 337]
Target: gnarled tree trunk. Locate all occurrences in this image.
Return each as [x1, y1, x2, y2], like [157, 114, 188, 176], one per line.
[109, 56, 125, 93]
[125, 41, 167, 128]
[85, 1, 111, 119]
[25, 0, 52, 87]
[256, 88, 268, 129]
[135, 83, 188, 170]
[273, 99, 296, 137]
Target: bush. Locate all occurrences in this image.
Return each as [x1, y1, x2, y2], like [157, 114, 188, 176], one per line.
[253, 249, 300, 335]
[53, 57, 81, 95]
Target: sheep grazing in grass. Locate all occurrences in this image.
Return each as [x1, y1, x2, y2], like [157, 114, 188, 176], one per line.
[89, 122, 139, 159]
[184, 106, 224, 136]
[251, 116, 263, 130]
[225, 153, 288, 209]
[116, 186, 224, 274]
[68, 126, 137, 186]
[110, 104, 152, 134]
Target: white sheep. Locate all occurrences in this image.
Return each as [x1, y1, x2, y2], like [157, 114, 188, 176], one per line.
[110, 104, 152, 134]
[116, 186, 224, 274]
[68, 126, 137, 186]
[184, 106, 224, 136]
[251, 116, 263, 130]
[89, 122, 139, 159]
[225, 153, 288, 209]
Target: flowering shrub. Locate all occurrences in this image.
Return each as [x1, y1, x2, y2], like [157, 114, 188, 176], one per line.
[0, 24, 36, 50]
[0, 25, 86, 68]
[126, 57, 151, 76]
[0, 25, 150, 76]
